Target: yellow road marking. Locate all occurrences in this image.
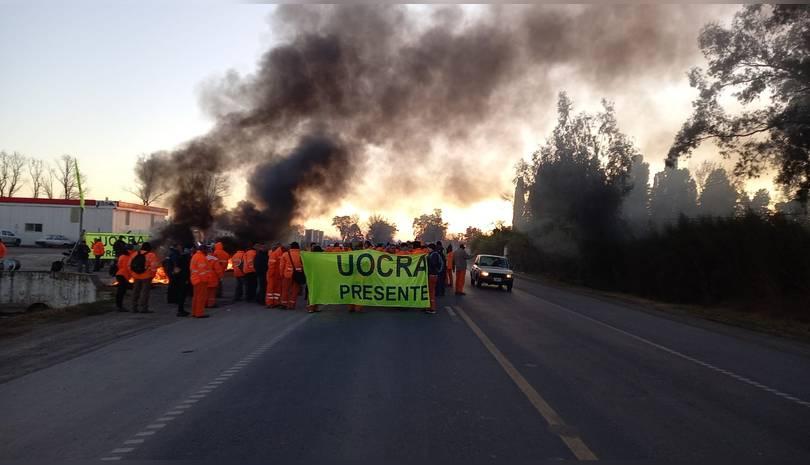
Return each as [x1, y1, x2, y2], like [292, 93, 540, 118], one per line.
[454, 305, 598, 461]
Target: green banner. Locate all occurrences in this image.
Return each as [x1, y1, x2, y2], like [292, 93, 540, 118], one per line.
[84, 232, 151, 259]
[301, 250, 429, 307]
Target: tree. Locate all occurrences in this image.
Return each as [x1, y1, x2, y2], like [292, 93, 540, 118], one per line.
[332, 214, 361, 242]
[668, 5, 810, 202]
[41, 168, 56, 199]
[698, 168, 737, 217]
[649, 166, 698, 226]
[28, 158, 46, 198]
[128, 153, 169, 206]
[53, 154, 87, 199]
[366, 214, 397, 244]
[750, 188, 771, 216]
[412, 209, 447, 242]
[693, 160, 720, 194]
[512, 176, 527, 232]
[621, 154, 651, 233]
[0, 151, 26, 197]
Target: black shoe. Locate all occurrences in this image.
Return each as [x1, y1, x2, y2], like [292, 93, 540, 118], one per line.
[177, 311, 190, 317]
[426, 309, 437, 315]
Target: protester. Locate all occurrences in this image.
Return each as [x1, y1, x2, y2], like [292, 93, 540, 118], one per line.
[213, 242, 230, 298]
[265, 242, 283, 308]
[243, 242, 258, 301]
[254, 243, 268, 304]
[0, 240, 6, 260]
[453, 243, 470, 295]
[75, 240, 91, 273]
[92, 238, 105, 271]
[280, 241, 304, 310]
[306, 245, 324, 313]
[129, 242, 158, 313]
[112, 236, 127, 258]
[114, 245, 134, 311]
[446, 244, 454, 289]
[231, 247, 245, 301]
[206, 246, 222, 307]
[435, 240, 446, 297]
[174, 246, 191, 317]
[165, 244, 183, 304]
[189, 244, 212, 318]
[426, 243, 442, 314]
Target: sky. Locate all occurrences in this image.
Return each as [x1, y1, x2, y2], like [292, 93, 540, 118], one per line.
[1, 2, 770, 239]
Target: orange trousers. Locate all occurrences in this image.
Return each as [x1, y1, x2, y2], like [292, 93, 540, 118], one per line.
[428, 275, 438, 310]
[446, 267, 454, 287]
[265, 275, 281, 307]
[192, 283, 208, 317]
[280, 278, 300, 309]
[455, 270, 466, 294]
[206, 283, 217, 307]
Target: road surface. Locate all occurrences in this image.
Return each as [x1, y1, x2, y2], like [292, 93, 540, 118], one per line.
[1, 277, 809, 463]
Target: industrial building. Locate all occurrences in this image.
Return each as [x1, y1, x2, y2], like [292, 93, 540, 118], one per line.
[0, 197, 168, 245]
[304, 229, 324, 246]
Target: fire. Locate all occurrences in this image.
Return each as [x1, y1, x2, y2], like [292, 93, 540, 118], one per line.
[110, 266, 170, 286]
[227, 259, 233, 271]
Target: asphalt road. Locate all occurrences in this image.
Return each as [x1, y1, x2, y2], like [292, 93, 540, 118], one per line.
[1, 277, 809, 464]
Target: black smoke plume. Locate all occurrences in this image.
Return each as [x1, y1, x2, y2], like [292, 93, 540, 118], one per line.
[142, 4, 726, 243]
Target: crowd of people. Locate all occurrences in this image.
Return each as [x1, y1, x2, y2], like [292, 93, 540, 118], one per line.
[109, 238, 471, 318]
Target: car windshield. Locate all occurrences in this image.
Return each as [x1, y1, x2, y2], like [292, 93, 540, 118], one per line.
[479, 256, 508, 268]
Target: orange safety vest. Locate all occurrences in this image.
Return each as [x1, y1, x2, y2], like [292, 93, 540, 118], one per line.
[231, 250, 245, 277]
[130, 251, 158, 280]
[116, 252, 133, 280]
[0, 241, 6, 259]
[92, 242, 105, 256]
[243, 249, 256, 274]
[213, 243, 230, 274]
[267, 247, 283, 279]
[206, 255, 221, 285]
[190, 250, 212, 286]
[280, 249, 303, 279]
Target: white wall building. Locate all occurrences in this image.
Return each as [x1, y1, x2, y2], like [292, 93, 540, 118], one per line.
[0, 197, 168, 245]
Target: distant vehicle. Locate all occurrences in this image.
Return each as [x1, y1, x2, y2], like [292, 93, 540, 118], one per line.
[35, 234, 76, 248]
[0, 229, 21, 246]
[470, 254, 514, 292]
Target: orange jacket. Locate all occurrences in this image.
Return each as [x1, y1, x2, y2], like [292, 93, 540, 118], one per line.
[0, 241, 6, 259]
[130, 251, 158, 280]
[280, 249, 303, 279]
[267, 247, 283, 279]
[446, 251, 454, 271]
[92, 241, 105, 256]
[190, 250, 212, 286]
[116, 252, 133, 280]
[231, 250, 245, 277]
[243, 249, 256, 274]
[206, 254, 221, 286]
[213, 242, 230, 272]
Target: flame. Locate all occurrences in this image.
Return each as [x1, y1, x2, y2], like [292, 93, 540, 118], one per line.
[227, 259, 233, 271]
[110, 267, 169, 286]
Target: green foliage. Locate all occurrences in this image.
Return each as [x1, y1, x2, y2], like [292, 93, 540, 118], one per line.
[412, 209, 448, 242]
[668, 5, 810, 202]
[366, 214, 398, 244]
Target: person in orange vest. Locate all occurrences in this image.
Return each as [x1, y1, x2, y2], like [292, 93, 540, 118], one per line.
[92, 238, 105, 272]
[189, 244, 212, 318]
[453, 243, 470, 295]
[243, 242, 258, 302]
[114, 245, 134, 311]
[231, 247, 245, 301]
[213, 242, 230, 298]
[445, 244, 455, 289]
[279, 241, 304, 310]
[129, 242, 159, 313]
[265, 242, 283, 308]
[206, 246, 223, 307]
[0, 240, 6, 260]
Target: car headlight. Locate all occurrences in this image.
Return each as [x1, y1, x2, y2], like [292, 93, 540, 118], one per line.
[480, 271, 489, 277]
[506, 274, 512, 279]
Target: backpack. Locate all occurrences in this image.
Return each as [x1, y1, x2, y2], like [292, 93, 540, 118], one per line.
[289, 251, 306, 285]
[130, 252, 147, 274]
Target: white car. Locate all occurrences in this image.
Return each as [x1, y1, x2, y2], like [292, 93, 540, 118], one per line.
[1, 229, 21, 246]
[470, 254, 515, 291]
[35, 234, 76, 248]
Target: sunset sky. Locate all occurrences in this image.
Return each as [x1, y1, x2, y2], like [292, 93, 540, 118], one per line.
[0, 2, 773, 239]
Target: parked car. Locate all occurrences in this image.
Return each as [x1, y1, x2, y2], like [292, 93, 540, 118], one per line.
[470, 254, 514, 291]
[35, 234, 76, 248]
[1, 229, 21, 246]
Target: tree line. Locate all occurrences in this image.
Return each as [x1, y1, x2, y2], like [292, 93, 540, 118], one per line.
[0, 152, 87, 200]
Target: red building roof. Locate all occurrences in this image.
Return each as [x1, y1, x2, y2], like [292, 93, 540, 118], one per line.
[0, 197, 168, 215]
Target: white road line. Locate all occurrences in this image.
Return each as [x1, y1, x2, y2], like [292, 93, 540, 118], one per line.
[111, 448, 134, 453]
[181, 399, 199, 404]
[124, 439, 145, 445]
[156, 417, 175, 422]
[100, 457, 122, 461]
[135, 431, 155, 437]
[174, 404, 192, 409]
[190, 394, 206, 398]
[146, 423, 166, 429]
[537, 297, 810, 408]
[165, 411, 184, 415]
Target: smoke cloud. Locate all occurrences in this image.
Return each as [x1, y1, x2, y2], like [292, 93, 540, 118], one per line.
[144, 4, 730, 243]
